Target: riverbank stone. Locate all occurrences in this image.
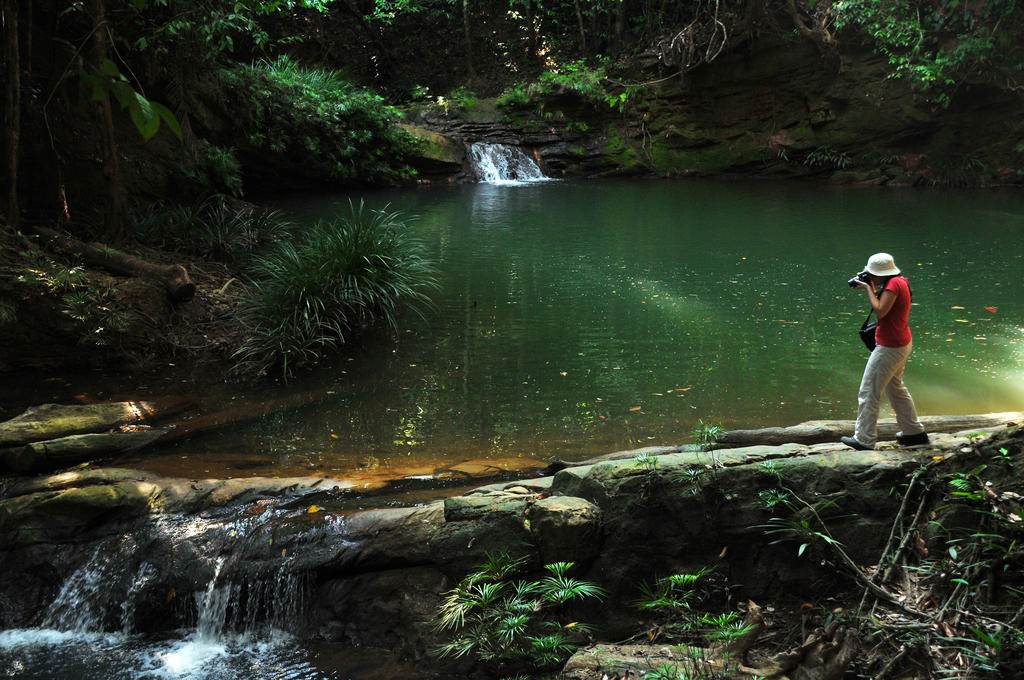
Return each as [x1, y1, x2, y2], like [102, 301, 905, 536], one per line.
[1, 419, 1018, 663]
[527, 495, 602, 565]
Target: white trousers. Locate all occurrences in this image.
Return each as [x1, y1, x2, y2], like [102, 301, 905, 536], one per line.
[854, 341, 925, 446]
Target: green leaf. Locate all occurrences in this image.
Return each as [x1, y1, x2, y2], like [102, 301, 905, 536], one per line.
[100, 58, 121, 78]
[151, 101, 183, 140]
[128, 92, 159, 139]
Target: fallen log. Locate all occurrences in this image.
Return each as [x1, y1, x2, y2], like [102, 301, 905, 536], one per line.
[0, 397, 196, 447]
[716, 412, 1024, 448]
[0, 429, 170, 473]
[32, 225, 196, 302]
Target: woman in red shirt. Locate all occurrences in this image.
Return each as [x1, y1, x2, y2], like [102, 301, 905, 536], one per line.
[841, 253, 928, 450]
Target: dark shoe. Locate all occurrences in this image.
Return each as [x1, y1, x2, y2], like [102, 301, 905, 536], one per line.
[897, 431, 929, 446]
[841, 436, 872, 451]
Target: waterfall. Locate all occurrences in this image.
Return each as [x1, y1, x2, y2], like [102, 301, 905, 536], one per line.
[467, 142, 550, 184]
[41, 541, 137, 633]
[0, 514, 317, 679]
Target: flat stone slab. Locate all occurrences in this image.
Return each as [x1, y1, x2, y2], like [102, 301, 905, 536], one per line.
[715, 412, 1024, 447]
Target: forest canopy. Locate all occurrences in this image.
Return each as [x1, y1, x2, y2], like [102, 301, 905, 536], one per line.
[3, 0, 1023, 232]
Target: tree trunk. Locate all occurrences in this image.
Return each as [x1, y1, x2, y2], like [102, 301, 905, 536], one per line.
[3, 0, 20, 229]
[614, 0, 626, 53]
[462, 0, 475, 80]
[525, 0, 538, 66]
[0, 398, 196, 447]
[573, 0, 587, 54]
[88, 0, 128, 242]
[33, 225, 197, 302]
[1, 429, 170, 473]
[336, 0, 396, 80]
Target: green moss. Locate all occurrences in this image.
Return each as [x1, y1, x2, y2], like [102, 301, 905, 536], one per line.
[602, 124, 643, 169]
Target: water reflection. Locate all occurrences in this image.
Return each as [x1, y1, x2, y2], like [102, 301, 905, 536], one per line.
[113, 181, 1024, 477]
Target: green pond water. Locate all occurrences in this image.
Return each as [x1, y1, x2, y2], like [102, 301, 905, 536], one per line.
[14, 179, 1024, 482]
[2, 178, 1023, 680]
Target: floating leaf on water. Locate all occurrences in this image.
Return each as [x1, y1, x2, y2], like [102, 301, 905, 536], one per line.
[307, 505, 321, 513]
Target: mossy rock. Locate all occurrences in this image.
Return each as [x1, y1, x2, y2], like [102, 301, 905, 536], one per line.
[0, 481, 158, 547]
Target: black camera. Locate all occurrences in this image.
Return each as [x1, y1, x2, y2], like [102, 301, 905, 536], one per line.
[847, 271, 870, 288]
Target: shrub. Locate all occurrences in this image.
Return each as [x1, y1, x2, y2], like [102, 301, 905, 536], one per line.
[497, 58, 615, 109]
[232, 202, 436, 377]
[219, 55, 420, 185]
[433, 552, 604, 671]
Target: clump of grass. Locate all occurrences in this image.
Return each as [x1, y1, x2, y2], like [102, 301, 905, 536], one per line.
[232, 202, 436, 377]
[133, 197, 293, 263]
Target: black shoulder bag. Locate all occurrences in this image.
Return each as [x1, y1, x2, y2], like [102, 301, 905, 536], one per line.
[858, 311, 877, 352]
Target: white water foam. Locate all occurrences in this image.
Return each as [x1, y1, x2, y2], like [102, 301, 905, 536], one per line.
[468, 142, 552, 184]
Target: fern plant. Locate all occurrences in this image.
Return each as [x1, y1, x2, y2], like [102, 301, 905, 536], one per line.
[434, 552, 604, 671]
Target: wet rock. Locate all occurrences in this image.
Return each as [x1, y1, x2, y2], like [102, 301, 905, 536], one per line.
[527, 496, 601, 565]
[397, 124, 466, 179]
[0, 479, 159, 546]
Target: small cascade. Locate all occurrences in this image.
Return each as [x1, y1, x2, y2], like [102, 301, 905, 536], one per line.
[1, 512, 322, 679]
[467, 142, 550, 184]
[194, 558, 230, 640]
[41, 543, 127, 633]
[120, 562, 157, 634]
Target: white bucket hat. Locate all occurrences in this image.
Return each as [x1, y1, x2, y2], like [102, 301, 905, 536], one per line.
[865, 252, 900, 277]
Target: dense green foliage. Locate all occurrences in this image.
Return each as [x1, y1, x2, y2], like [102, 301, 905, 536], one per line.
[232, 203, 436, 377]
[835, 0, 1024, 106]
[217, 56, 419, 188]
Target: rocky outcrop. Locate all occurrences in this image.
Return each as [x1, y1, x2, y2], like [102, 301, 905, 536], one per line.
[404, 39, 1023, 186]
[1, 419, 1020, 675]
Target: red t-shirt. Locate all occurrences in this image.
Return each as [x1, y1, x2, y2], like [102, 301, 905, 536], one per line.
[876, 276, 912, 347]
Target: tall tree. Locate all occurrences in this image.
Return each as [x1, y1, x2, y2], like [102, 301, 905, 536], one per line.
[462, 0, 475, 79]
[3, 0, 20, 229]
[88, 0, 129, 241]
